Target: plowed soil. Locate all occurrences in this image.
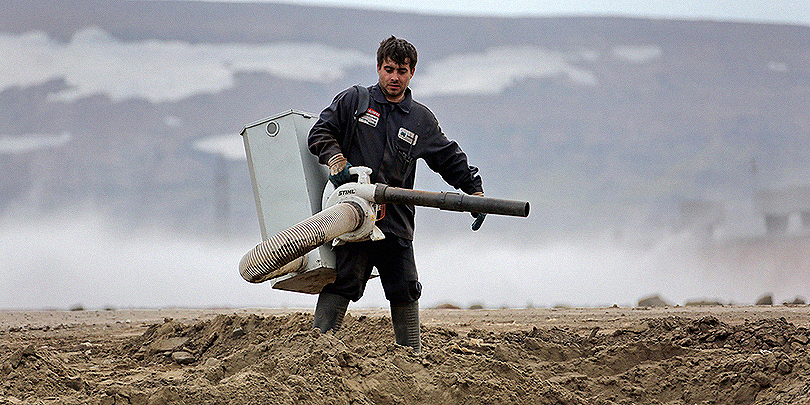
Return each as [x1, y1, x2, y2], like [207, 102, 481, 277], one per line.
[2, 305, 810, 404]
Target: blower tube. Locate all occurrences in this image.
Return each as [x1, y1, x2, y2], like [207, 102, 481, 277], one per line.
[239, 201, 364, 283]
[373, 184, 529, 217]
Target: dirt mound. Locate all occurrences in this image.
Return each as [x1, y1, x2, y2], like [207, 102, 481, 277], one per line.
[2, 310, 810, 404]
[1, 344, 85, 400]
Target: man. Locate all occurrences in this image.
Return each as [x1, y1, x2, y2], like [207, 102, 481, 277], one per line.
[307, 36, 485, 352]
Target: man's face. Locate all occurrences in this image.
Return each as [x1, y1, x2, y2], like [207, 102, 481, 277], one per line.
[377, 58, 414, 103]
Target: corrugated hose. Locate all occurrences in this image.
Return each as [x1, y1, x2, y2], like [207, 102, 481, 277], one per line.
[239, 201, 364, 283]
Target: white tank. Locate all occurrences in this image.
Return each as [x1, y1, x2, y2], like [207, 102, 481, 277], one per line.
[240, 110, 336, 293]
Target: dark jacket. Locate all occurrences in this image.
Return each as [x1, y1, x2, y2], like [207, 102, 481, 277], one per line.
[308, 84, 483, 240]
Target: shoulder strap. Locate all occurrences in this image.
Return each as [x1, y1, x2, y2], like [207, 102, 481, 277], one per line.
[344, 84, 369, 156]
[354, 84, 370, 118]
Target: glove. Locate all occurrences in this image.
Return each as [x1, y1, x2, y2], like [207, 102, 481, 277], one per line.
[328, 153, 353, 187]
[470, 192, 486, 231]
[471, 212, 487, 231]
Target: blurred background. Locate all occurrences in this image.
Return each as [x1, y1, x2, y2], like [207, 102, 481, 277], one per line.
[1, 0, 809, 310]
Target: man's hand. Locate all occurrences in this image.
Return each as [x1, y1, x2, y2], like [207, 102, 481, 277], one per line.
[328, 153, 353, 187]
[470, 192, 486, 231]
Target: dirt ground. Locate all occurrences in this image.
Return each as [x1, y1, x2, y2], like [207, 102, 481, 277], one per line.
[2, 305, 810, 404]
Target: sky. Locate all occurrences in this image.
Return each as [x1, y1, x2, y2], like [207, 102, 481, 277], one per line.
[186, 0, 810, 27]
[2, 0, 809, 310]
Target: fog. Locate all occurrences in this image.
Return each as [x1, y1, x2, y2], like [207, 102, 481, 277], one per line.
[2, 207, 807, 310]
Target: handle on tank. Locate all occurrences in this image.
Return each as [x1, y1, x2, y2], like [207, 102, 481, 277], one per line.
[372, 184, 529, 217]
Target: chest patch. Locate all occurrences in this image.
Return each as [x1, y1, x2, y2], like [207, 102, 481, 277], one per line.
[358, 108, 379, 127]
[398, 127, 418, 146]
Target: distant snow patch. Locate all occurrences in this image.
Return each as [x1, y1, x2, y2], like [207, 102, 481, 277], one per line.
[0, 132, 72, 154]
[578, 49, 600, 62]
[163, 115, 184, 128]
[193, 134, 246, 161]
[767, 61, 788, 72]
[0, 27, 370, 103]
[612, 45, 662, 64]
[413, 46, 597, 97]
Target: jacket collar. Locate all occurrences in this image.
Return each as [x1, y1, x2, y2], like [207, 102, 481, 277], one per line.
[370, 84, 412, 113]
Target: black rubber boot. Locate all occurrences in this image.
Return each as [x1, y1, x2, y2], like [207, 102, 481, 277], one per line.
[313, 292, 350, 333]
[391, 300, 421, 353]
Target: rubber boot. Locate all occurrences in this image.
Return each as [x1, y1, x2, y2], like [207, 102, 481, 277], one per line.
[391, 300, 421, 353]
[313, 292, 349, 333]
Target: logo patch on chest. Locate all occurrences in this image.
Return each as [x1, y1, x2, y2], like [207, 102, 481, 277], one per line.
[358, 108, 379, 127]
[397, 127, 418, 145]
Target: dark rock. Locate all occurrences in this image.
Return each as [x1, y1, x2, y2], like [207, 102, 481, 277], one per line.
[777, 360, 793, 374]
[63, 376, 84, 391]
[637, 295, 670, 307]
[750, 371, 771, 387]
[755, 294, 773, 306]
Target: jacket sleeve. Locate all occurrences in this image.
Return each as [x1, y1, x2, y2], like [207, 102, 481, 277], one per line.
[308, 87, 356, 165]
[421, 114, 484, 195]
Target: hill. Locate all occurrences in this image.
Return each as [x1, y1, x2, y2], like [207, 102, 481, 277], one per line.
[1, 0, 808, 238]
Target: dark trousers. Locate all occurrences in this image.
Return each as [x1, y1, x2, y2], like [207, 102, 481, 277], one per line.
[322, 236, 422, 303]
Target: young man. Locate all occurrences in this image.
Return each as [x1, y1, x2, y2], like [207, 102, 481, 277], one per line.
[308, 36, 485, 352]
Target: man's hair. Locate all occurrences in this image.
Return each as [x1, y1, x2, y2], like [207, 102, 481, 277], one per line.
[376, 36, 417, 71]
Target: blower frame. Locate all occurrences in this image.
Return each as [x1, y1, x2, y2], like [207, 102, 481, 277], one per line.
[239, 166, 529, 288]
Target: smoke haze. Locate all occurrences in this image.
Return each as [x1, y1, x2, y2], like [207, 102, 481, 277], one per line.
[2, 210, 807, 310]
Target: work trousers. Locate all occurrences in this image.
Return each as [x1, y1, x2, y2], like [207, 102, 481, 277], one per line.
[322, 236, 422, 303]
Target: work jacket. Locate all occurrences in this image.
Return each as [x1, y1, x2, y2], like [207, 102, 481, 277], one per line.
[308, 84, 483, 240]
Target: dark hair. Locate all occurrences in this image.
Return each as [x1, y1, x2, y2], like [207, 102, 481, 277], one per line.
[376, 36, 417, 71]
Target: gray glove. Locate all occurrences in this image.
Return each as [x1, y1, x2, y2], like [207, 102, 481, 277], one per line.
[471, 212, 486, 231]
[470, 192, 486, 231]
